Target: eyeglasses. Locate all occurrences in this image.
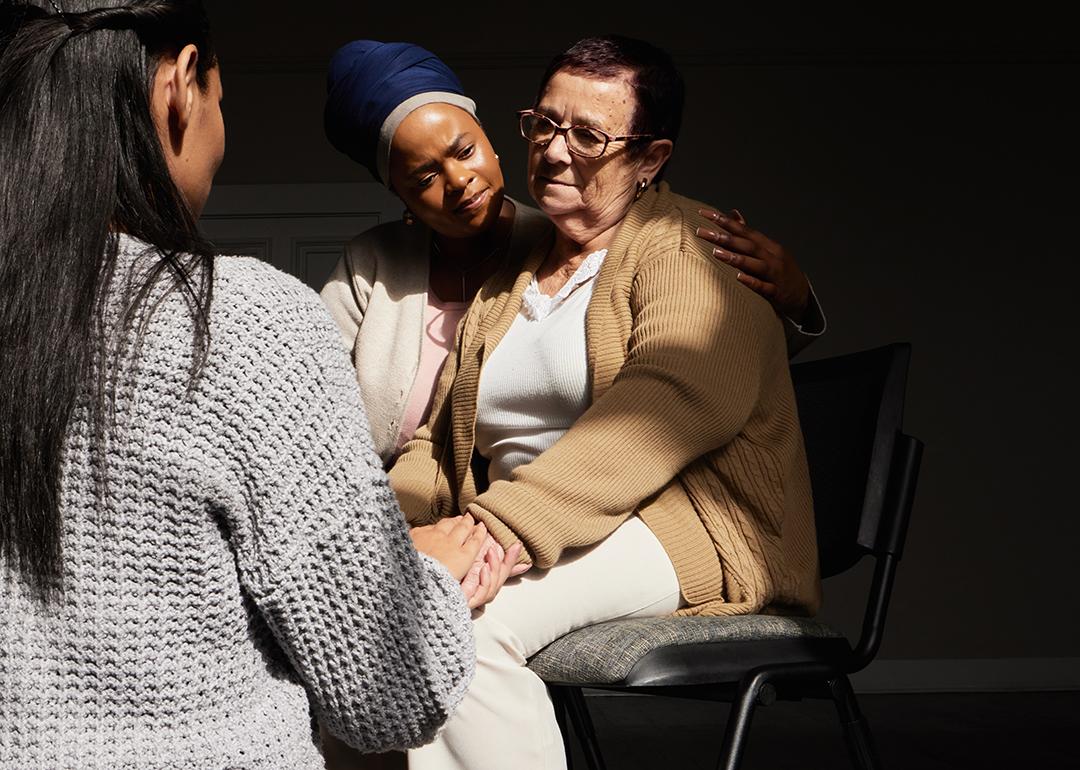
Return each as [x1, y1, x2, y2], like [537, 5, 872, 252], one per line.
[517, 110, 654, 159]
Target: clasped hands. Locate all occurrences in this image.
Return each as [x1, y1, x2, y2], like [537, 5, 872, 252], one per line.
[410, 514, 529, 609]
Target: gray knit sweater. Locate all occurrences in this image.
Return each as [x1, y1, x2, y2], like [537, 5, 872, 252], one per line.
[0, 237, 474, 768]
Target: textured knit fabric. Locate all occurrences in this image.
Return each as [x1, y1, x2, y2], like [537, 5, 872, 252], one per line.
[320, 200, 551, 465]
[474, 254, 602, 483]
[389, 182, 821, 617]
[0, 236, 474, 769]
[395, 290, 468, 456]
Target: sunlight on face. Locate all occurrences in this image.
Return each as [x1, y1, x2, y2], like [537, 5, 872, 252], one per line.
[388, 103, 505, 239]
[188, 67, 226, 217]
[527, 70, 646, 243]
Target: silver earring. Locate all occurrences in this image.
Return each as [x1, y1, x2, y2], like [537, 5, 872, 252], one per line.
[634, 178, 649, 200]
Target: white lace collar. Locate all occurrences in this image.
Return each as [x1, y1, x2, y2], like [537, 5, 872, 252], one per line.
[521, 248, 607, 321]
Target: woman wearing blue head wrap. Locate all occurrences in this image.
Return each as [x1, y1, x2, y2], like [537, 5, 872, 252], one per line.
[322, 40, 554, 472]
[320, 42, 536, 766]
[324, 40, 480, 188]
[321, 40, 823, 471]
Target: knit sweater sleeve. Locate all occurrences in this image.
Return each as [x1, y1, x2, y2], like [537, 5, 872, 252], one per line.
[465, 248, 783, 568]
[206, 259, 473, 752]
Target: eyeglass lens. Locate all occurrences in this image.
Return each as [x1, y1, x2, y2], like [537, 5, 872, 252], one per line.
[521, 113, 608, 158]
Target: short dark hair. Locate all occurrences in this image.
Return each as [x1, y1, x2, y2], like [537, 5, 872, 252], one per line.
[535, 34, 685, 152]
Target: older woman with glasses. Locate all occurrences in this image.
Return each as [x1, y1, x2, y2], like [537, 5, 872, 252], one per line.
[387, 35, 821, 770]
[320, 41, 824, 472]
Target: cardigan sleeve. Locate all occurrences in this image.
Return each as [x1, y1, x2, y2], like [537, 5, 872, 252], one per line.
[465, 249, 784, 568]
[387, 311, 462, 526]
[211, 265, 473, 751]
[319, 238, 375, 355]
[782, 280, 827, 358]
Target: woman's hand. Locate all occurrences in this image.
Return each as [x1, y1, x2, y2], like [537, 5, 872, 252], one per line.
[696, 208, 812, 324]
[410, 514, 488, 581]
[460, 535, 527, 609]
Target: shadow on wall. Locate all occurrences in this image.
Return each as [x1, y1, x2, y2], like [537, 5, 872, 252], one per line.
[202, 2, 1080, 672]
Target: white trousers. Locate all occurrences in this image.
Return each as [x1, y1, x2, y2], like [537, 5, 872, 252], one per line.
[407, 516, 683, 770]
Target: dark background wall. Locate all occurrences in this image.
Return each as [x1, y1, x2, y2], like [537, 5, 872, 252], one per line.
[206, 3, 1078, 673]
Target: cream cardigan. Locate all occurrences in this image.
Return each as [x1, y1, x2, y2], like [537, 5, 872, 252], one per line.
[389, 183, 821, 617]
[320, 200, 551, 464]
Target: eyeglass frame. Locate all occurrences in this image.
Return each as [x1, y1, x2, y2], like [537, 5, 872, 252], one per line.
[516, 109, 655, 159]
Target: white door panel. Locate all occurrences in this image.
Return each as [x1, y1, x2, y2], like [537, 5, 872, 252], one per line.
[199, 183, 400, 291]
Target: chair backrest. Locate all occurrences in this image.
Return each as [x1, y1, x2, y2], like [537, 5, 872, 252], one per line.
[790, 343, 914, 578]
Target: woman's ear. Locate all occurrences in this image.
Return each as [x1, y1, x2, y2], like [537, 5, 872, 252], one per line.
[152, 44, 201, 152]
[639, 138, 674, 185]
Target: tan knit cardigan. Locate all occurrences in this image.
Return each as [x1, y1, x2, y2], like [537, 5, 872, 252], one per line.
[389, 183, 821, 617]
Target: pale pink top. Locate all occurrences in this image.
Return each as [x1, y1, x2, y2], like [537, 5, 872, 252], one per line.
[394, 287, 469, 457]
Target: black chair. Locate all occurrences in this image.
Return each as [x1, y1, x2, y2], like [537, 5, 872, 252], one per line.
[527, 343, 924, 770]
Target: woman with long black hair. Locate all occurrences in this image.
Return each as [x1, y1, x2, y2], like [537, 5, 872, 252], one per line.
[0, 3, 502, 767]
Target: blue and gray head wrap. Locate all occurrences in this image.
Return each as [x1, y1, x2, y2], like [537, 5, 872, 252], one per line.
[324, 40, 478, 186]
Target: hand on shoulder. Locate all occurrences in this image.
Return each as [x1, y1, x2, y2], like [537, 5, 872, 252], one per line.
[695, 207, 811, 323]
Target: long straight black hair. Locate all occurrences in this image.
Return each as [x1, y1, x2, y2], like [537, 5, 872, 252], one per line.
[0, 0, 218, 601]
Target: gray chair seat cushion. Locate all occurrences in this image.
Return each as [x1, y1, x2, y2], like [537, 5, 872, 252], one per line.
[527, 615, 848, 687]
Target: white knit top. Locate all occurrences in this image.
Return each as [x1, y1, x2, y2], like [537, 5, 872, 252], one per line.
[474, 249, 606, 483]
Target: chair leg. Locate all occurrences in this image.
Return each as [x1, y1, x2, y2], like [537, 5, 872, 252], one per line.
[563, 686, 608, 770]
[549, 687, 575, 769]
[829, 675, 881, 770]
[716, 670, 771, 770]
